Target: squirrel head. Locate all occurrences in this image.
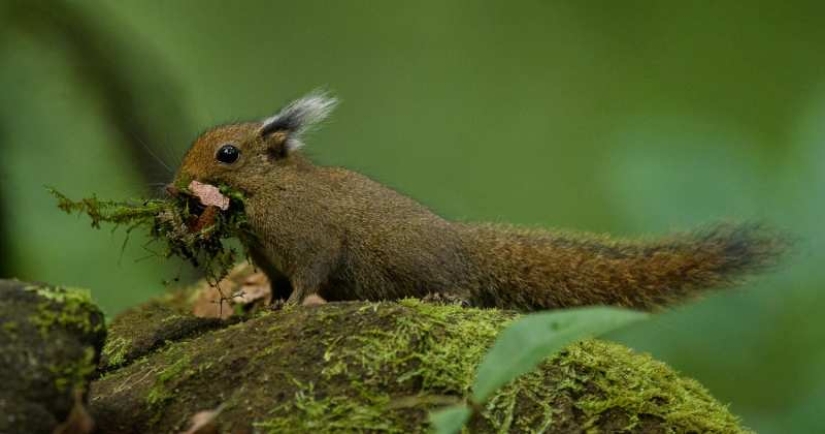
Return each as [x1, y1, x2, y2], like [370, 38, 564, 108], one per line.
[172, 91, 337, 193]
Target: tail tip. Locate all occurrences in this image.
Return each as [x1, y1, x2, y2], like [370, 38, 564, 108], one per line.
[705, 222, 794, 274]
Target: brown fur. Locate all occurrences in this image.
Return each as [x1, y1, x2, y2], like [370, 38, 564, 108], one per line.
[173, 110, 788, 312]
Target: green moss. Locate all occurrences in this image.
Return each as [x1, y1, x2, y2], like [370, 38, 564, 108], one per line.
[249, 302, 746, 433]
[26, 285, 103, 336]
[253, 379, 402, 433]
[160, 314, 185, 323]
[1, 279, 107, 432]
[320, 299, 510, 394]
[25, 284, 94, 306]
[2, 320, 19, 338]
[50, 346, 97, 392]
[98, 300, 227, 371]
[253, 300, 513, 432]
[49, 186, 253, 280]
[102, 336, 132, 368]
[146, 349, 192, 408]
[562, 341, 747, 433]
[477, 340, 750, 433]
[90, 302, 748, 433]
[255, 299, 506, 433]
[49, 188, 166, 228]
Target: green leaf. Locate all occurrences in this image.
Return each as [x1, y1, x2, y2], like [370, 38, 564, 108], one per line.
[429, 404, 471, 434]
[472, 307, 648, 402]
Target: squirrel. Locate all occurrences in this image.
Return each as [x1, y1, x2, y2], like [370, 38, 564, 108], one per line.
[171, 91, 788, 311]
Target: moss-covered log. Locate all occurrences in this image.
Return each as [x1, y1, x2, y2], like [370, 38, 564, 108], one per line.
[0, 279, 106, 433]
[89, 294, 748, 433]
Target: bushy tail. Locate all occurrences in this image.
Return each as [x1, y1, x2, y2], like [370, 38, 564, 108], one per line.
[459, 222, 790, 311]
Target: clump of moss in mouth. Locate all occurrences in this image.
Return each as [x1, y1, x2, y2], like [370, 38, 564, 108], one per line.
[49, 185, 252, 281]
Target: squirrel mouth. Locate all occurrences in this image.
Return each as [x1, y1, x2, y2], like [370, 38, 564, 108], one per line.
[166, 181, 231, 233]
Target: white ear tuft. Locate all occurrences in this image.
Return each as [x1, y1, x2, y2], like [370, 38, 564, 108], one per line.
[260, 90, 338, 151]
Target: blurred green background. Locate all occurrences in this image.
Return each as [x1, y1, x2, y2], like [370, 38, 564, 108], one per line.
[1, 1, 823, 432]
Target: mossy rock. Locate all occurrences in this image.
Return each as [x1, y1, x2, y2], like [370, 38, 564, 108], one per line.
[89, 296, 748, 433]
[99, 299, 227, 370]
[0, 279, 106, 433]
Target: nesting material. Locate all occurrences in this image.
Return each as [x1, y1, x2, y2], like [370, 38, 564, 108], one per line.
[50, 183, 251, 280]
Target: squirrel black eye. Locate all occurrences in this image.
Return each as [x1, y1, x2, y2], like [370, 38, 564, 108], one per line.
[216, 144, 240, 164]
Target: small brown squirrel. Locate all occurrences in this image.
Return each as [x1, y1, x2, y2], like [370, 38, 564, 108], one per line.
[172, 91, 788, 311]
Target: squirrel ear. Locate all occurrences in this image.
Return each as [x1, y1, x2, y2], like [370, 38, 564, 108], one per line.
[259, 90, 338, 153]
